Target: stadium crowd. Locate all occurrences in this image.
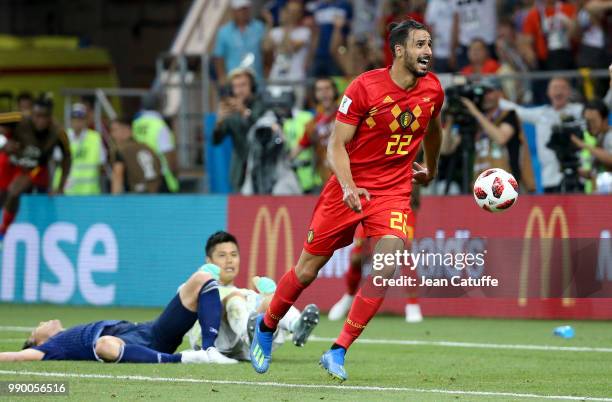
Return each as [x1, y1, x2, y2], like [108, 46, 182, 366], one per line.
[1, 0, 611, 204]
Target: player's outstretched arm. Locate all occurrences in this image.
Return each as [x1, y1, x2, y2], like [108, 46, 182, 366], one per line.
[327, 121, 370, 212]
[0, 349, 45, 362]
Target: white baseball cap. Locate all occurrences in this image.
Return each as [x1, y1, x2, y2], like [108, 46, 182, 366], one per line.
[231, 0, 251, 9]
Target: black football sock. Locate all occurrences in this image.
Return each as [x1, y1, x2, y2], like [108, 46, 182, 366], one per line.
[259, 320, 274, 333]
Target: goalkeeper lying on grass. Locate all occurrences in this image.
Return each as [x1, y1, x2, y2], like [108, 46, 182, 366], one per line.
[181, 231, 320, 361]
[0, 264, 235, 364]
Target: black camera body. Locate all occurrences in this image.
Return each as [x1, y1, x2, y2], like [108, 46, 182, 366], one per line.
[445, 82, 489, 129]
[547, 116, 585, 168]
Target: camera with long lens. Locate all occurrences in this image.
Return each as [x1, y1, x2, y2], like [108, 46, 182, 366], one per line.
[547, 116, 585, 167]
[546, 116, 586, 192]
[445, 82, 489, 133]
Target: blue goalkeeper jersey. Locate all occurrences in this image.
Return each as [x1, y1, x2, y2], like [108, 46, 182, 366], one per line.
[33, 320, 122, 361]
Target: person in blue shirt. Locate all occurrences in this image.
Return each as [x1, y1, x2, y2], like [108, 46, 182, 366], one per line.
[213, 0, 268, 84]
[0, 268, 236, 364]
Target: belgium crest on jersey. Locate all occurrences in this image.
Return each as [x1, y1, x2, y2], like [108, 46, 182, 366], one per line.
[398, 110, 415, 129]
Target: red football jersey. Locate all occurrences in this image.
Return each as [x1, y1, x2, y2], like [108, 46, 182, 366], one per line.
[334, 67, 444, 196]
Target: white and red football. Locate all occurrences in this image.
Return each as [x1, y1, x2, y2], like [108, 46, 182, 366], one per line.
[473, 168, 518, 213]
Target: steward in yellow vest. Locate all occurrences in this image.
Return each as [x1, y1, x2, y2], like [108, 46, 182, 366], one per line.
[53, 104, 105, 195]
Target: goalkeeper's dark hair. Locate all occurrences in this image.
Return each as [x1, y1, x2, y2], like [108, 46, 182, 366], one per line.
[206, 231, 239, 257]
[388, 18, 429, 58]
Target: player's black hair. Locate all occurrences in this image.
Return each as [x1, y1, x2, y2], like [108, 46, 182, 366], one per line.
[388, 18, 429, 59]
[583, 99, 609, 120]
[206, 231, 239, 257]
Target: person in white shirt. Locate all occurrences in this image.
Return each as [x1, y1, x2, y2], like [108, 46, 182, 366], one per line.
[450, 0, 498, 70]
[499, 77, 583, 192]
[425, 0, 455, 73]
[264, 0, 311, 107]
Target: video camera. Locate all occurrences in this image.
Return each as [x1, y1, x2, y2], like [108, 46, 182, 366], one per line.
[546, 116, 585, 168]
[445, 82, 490, 129]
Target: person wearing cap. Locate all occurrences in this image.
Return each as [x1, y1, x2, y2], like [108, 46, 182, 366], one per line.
[0, 95, 71, 248]
[132, 93, 179, 193]
[445, 79, 527, 187]
[213, 0, 268, 85]
[52, 103, 106, 195]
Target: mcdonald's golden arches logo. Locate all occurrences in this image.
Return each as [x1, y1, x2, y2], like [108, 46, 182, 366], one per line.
[248, 206, 294, 289]
[518, 206, 573, 307]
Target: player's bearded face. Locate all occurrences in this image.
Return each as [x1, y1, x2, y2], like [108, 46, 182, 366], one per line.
[402, 30, 432, 77]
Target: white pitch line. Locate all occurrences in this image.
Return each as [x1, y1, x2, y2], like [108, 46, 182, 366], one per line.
[0, 326, 33, 332]
[309, 336, 612, 353]
[0, 370, 610, 401]
[1, 326, 611, 353]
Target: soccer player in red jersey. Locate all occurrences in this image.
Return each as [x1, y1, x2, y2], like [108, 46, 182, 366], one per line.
[250, 19, 444, 381]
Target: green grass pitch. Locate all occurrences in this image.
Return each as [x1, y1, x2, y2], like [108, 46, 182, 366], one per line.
[0, 303, 611, 401]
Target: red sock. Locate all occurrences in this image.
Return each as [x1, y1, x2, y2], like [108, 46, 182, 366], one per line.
[345, 257, 362, 296]
[263, 268, 307, 330]
[0, 210, 16, 235]
[335, 280, 386, 349]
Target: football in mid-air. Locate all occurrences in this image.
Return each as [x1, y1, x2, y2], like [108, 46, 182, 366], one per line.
[473, 168, 518, 212]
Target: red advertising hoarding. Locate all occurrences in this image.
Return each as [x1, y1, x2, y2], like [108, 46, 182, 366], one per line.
[228, 195, 612, 319]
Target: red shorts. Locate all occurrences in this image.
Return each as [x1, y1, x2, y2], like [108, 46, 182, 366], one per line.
[304, 180, 413, 256]
[0, 159, 49, 191]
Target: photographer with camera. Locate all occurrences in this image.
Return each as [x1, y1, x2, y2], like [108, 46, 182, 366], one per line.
[499, 77, 583, 193]
[460, 80, 524, 183]
[570, 100, 612, 194]
[213, 67, 266, 192]
[442, 79, 531, 192]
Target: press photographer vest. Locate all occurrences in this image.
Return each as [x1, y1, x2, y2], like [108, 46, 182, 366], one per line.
[473, 110, 512, 179]
[132, 115, 179, 192]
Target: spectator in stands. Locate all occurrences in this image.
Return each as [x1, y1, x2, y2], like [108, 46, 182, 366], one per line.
[308, 0, 352, 77]
[571, 99, 612, 194]
[425, 0, 455, 73]
[213, 0, 268, 84]
[16, 92, 33, 117]
[290, 77, 338, 188]
[132, 93, 179, 193]
[350, 0, 383, 47]
[450, 0, 498, 70]
[110, 117, 162, 194]
[522, 0, 577, 71]
[495, 20, 532, 103]
[213, 67, 265, 192]
[53, 103, 106, 195]
[331, 14, 382, 78]
[460, 38, 501, 76]
[605, 64, 612, 110]
[264, 0, 311, 106]
[575, 0, 612, 97]
[499, 77, 583, 193]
